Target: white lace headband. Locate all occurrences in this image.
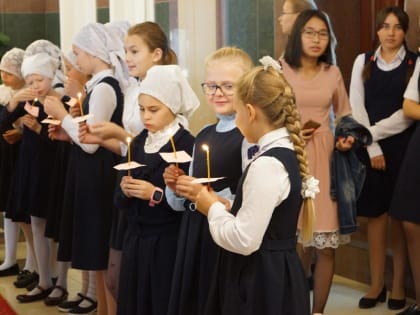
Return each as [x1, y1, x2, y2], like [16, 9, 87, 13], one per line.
[259, 55, 283, 73]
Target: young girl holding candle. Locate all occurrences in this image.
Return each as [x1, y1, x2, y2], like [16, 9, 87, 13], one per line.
[281, 10, 354, 314]
[0, 52, 62, 304]
[114, 64, 198, 315]
[193, 56, 316, 315]
[163, 46, 253, 315]
[0, 48, 25, 277]
[44, 22, 126, 315]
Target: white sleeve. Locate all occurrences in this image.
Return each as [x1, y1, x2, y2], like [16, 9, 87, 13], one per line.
[207, 156, 290, 256]
[404, 57, 420, 103]
[368, 110, 413, 142]
[61, 82, 117, 154]
[349, 54, 383, 158]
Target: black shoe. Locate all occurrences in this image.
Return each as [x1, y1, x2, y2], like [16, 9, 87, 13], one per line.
[67, 294, 97, 314]
[0, 263, 19, 277]
[396, 304, 420, 315]
[388, 298, 406, 310]
[13, 271, 39, 288]
[57, 293, 84, 312]
[44, 285, 68, 306]
[16, 285, 53, 303]
[358, 286, 387, 309]
[16, 269, 31, 281]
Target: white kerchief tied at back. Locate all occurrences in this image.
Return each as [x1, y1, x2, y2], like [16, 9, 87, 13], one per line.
[138, 65, 200, 129]
[73, 22, 128, 90]
[21, 53, 59, 80]
[0, 48, 25, 79]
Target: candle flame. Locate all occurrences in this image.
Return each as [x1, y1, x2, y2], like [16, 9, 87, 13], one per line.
[77, 92, 82, 98]
[126, 137, 132, 145]
[202, 144, 209, 152]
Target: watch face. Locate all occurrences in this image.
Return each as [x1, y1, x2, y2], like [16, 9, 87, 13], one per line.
[153, 190, 163, 202]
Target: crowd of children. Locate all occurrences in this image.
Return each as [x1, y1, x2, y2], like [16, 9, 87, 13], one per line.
[0, 4, 419, 315]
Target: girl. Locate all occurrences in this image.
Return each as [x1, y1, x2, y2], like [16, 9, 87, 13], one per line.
[114, 64, 198, 315]
[78, 21, 177, 314]
[281, 9, 354, 314]
[193, 57, 315, 315]
[0, 52, 61, 304]
[0, 48, 25, 277]
[163, 46, 253, 315]
[350, 6, 416, 310]
[389, 52, 420, 315]
[44, 22, 126, 315]
[278, 0, 317, 36]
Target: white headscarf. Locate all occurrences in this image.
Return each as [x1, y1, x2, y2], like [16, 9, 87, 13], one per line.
[73, 22, 128, 89]
[21, 53, 59, 80]
[139, 65, 200, 129]
[0, 47, 25, 79]
[25, 39, 65, 85]
[104, 20, 131, 47]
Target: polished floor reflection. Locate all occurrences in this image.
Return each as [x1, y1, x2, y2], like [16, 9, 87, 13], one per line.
[0, 242, 413, 315]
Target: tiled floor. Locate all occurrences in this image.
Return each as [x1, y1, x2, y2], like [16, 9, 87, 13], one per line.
[0, 242, 414, 315]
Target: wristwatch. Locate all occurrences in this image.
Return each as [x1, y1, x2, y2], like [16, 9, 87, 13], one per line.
[149, 187, 164, 207]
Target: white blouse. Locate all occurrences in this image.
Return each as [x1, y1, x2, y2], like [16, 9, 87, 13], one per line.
[207, 127, 294, 256]
[404, 57, 420, 103]
[349, 46, 413, 158]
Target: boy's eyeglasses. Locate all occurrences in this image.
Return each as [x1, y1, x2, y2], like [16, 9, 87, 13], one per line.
[301, 28, 329, 40]
[201, 83, 234, 96]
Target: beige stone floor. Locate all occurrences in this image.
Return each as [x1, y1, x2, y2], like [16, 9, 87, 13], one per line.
[0, 242, 413, 315]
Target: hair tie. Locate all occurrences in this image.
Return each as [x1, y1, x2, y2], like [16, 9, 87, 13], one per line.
[259, 56, 283, 73]
[301, 176, 320, 199]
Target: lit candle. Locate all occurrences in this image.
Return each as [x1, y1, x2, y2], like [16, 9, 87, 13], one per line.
[202, 144, 211, 189]
[33, 98, 38, 106]
[169, 136, 178, 168]
[77, 92, 84, 116]
[126, 137, 132, 176]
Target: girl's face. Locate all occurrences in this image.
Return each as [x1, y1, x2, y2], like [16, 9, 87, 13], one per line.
[1, 71, 24, 90]
[377, 13, 405, 52]
[203, 59, 245, 116]
[301, 17, 330, 60]
[138, 94, 176, 133]
[25, 74, 52, 97]
[233, 97, 256, 143]
[278, 1, 299, 36]
[73, 45, 96, 75]
[64, 57, 89, 85]
[124, 35, 161, 80]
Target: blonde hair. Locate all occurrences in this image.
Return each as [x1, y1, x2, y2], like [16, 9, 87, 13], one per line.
[236, 65, 315, 243]
[205, 46, 254, 73]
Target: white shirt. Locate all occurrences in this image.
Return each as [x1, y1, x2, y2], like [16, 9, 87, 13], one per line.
[349, 46, 413, 158]
[404, 57, 420, 103]
[62, 69, 117, 154]
[165, 114, 252, 211]
[207, 127, 294, 256]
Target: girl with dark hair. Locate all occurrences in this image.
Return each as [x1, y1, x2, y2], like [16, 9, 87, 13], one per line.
[281, 9, 354, 314]
[350, 6, 416, 311]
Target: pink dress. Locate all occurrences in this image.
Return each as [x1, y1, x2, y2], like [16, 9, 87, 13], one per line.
[281, 60, 352, 248]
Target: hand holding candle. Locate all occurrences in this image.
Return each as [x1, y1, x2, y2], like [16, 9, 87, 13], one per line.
[126, 137, 132, 176]
[202, 144, 211, 189]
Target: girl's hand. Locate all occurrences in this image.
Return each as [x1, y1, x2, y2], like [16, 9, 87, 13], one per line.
[48, 124, 70, 141]
[2, 128, 22, 144]
[9, 88, 38, 111]
[120, 176, 155, 200]
[64, 78, 85, 99]
[22, 114, 41, 134]
[89, 121, 122, 140]
[69, 105, 81, 118]
[195, 186, 219, 216]
[336, 135, 355, 151]
[163, 164, 185, 192]
[302, 128, 316, 141]
[371, 155, 386, 171]
[44, 96, 68, 120]
[175, 175, 203, 202]
[217, 196, 232, 212]
[79, 123, 102, 144]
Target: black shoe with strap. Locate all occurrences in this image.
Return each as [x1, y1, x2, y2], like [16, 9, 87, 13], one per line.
[358, 286, 387, 309]
[57, 292, 85, 312]
[67, 294, 97, 314]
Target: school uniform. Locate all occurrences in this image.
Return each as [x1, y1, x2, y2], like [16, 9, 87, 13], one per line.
[351, 47, 417, 216]
[115, 125, 194, 315]
[58, 71, 123, 270]
[390, 57, 420, 223]
[168, 115, 245, 315]
[204, 128, 310, 315]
